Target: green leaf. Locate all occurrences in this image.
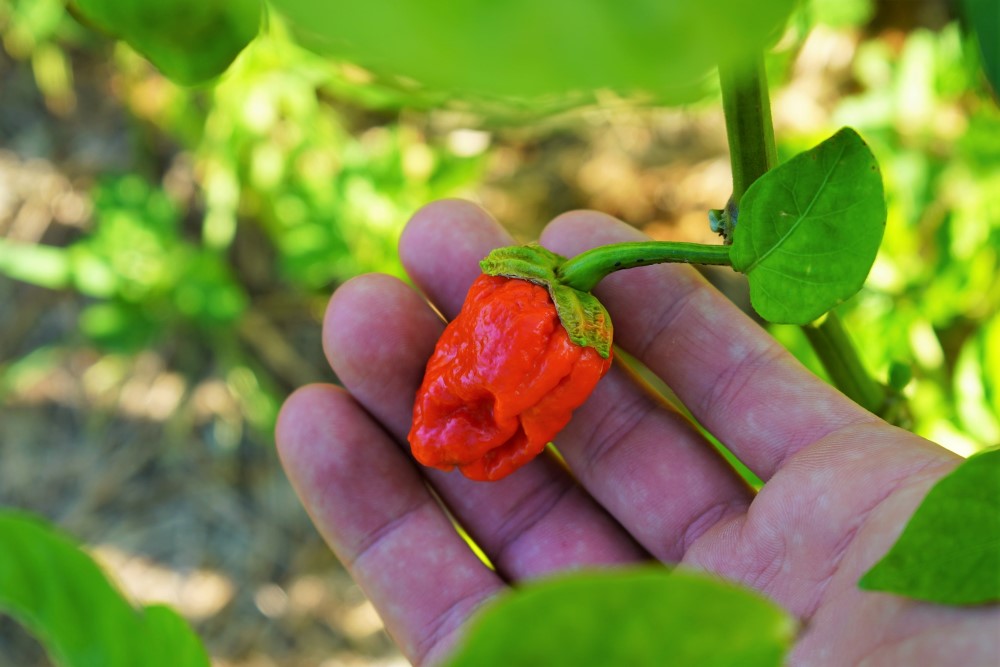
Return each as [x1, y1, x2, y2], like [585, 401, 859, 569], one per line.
[731, 127, 887, 324]
[446, 568, 796, 667]
[550, 284, 614, 360]
[963, 0, 1000, 98]
[479, 243, 564, 286]
[0, 510, 210, 667]
[859, 448, 1000, 604]
[71, 0, 261, 85]
[0, 239, 72, 289]
[481, 244, 613, 358]
[954, 322, 1000, 444]
[269, 0, 794, 107]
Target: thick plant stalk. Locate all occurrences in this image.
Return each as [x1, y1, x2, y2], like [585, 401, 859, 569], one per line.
[719, 56, 777, 212]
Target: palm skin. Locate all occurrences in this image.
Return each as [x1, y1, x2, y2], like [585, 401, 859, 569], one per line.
[276, 201, 999, 666]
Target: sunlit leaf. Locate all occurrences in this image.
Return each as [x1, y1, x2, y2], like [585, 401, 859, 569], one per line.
[954, 322, 1000, 444]
[859, 448, 1000, 604]
[0, 510, 210, 667]
[0, 239, 71, 289]
[78, 302, 161, 352]
[71, 0, 262, 85]
[447, 568, 795, 666]
[270, 0, 794, 107]
[731, 127, 887, 324]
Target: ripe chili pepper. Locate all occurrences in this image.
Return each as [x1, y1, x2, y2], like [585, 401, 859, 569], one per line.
[408, 274, 612, 481]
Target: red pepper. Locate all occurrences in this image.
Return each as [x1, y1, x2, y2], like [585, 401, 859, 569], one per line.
[408, 274, 613, 481]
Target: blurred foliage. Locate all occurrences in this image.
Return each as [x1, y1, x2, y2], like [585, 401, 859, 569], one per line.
[1, 2, 487, 440]
[0, 510, 210, 667]
[271, 0, 794, 107]
[72, 0, 261, 85]
[0, 0, 997, 458]
[447, 568, 795, 666]
[2, 174, 248, 345]
[0, 0, 85, 113]
[135, 17, 487, 288]
[961, 0, 999, 98]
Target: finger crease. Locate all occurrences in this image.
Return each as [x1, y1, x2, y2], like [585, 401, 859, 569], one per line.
[491, 480, 577, 570]
[581, 392, 656, 482]
[802, 454, 947, 620]
[696, 342, 785, 420]
[347, 499, 436, 571]
[674, 499, 746, 560]
[633, 280, 701, 361]
[412, 584, 495, 666]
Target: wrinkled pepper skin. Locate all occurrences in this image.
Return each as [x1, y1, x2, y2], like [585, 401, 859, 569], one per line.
[408, 274, 613, 481]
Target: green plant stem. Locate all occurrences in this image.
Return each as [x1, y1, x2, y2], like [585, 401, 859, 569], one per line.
[558, 241, 732, 293]
[719, 55, 777, 210]
[718, 54, 891, 418]
[803, 313, 886, 415]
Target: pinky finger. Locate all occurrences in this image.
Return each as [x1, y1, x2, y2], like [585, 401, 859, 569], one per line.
[276, 384, 505, 666]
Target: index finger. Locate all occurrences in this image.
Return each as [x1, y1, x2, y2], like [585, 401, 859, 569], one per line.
[540, 212, 878, 480]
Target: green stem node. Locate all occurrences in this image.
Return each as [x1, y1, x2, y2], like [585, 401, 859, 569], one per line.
[557, 241, 732, 293]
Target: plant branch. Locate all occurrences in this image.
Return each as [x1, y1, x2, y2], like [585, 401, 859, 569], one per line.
[719, 55, 777, 208]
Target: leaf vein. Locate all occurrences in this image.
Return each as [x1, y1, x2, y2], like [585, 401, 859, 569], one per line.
[746, 141, 849, 273]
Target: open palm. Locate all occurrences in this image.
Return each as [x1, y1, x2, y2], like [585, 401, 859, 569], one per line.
[276, 201, 996, 666]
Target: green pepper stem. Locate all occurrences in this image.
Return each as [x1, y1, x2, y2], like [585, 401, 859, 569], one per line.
[557, 241, 732, 293]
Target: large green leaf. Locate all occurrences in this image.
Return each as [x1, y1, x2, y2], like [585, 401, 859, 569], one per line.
[859, 448, 1000, 605]
[963, 0, 1000, 98]
[0, 511, 210, 667]
[71, 0, 261, 85]
[731, 127, 886, 324]
[269, 0, 795, 106]
[446, 568, 796, 666]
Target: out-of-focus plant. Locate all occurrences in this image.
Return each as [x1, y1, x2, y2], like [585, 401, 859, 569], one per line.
[1, 4, 489, 438]
[71, 0, 261, 85]
[2, 5, 490, 661]
[1, 175, 248, 349]
[192, 21, 487, 287]
[109, 15, 489, 289]
[962, 0, 999, 97]
[0, 0, 85, 113]
[0, 510, 210, 667]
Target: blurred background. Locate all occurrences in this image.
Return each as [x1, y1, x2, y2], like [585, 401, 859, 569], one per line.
[1, 0, 998, 665]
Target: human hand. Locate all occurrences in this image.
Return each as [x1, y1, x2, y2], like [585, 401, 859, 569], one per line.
[276, 201, 999, 665]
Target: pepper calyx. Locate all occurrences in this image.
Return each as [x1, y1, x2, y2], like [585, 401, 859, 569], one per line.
[480, 243, 613, 359]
